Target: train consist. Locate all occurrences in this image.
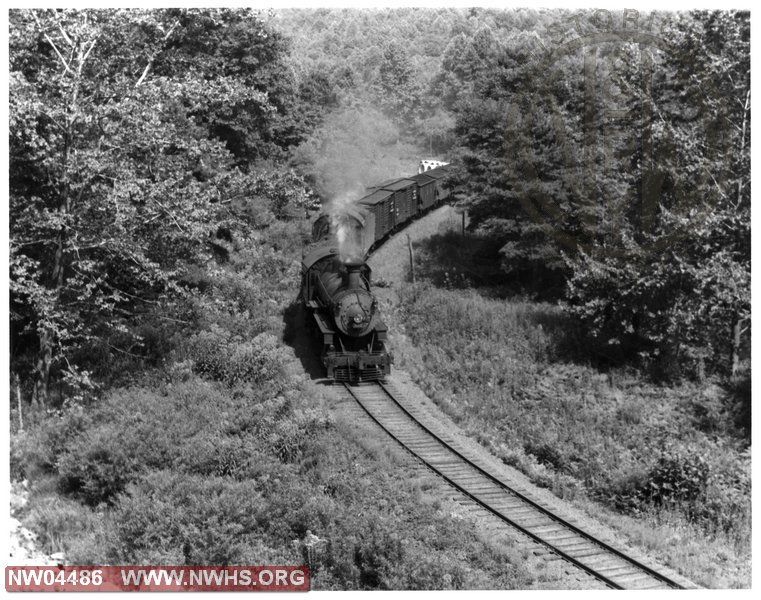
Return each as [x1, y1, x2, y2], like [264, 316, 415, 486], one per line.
[311, 163, 453, 257]
[301, 161, 453, 382]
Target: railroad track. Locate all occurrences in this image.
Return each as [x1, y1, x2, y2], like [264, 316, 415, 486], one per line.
[342, 381, 688, 590]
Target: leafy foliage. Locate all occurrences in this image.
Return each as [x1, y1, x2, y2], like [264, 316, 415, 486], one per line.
[187, 329, 289, 388]
[563, 12, 750, 378]
[9, 8, 322, 402]
[450, 10, 750, 379]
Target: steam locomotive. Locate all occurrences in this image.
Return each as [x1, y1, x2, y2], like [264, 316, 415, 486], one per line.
[301, 161, 453, 382]
[301, 246, 391, 382]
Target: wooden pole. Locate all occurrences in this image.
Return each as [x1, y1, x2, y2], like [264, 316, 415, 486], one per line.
[407, 234, 416, 286]
[13, 373, 23, 431]
[462, 211, 466, 238]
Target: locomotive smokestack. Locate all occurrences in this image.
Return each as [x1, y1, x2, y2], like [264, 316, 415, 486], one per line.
[344, 257, 363, 289]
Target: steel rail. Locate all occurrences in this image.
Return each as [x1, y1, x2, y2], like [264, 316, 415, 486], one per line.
[343, 381, 686, 590]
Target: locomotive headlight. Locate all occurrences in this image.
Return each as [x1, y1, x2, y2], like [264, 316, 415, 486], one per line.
[353, 315, 363, 324]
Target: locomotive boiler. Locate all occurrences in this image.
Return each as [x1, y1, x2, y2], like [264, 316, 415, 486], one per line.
[301, 245, 391, 382]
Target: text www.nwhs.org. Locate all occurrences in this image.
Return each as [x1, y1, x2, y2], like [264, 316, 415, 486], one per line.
[5, 566, 310, 592]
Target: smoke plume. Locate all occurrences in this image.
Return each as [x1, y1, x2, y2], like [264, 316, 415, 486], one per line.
[292, 101, 422, 259]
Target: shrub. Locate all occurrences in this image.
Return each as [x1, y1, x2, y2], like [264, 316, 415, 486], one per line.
[56, 381, 234, 505]
[699, 447, 751, 538]
[175, 432, 254, 479]
[187, 328, 290, 388]
[565, 246, 749, 381]
[10, 406, 91, 481]
[24, 494, 98, 555]
[647, 446, 710, 507]
[352, 518, 405, 589]
[57, 427, 141, 507]
[104, 471, 279, 565]
[269, 407, 334, 463]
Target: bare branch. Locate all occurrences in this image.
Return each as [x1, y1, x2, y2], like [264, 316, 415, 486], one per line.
[38, 109, 66, 133]
[136, 19, 181, 87]
[723, 116, 742, 134]
[11, 238, 56, 248]
[151, 198, 187, 233]
[705, 168, 727, 200]
[81, 37, 98, 64]
[56, 19, 73, 47]
[45, 34, 74, 74]
[158, 315, 191, 325]
[108, 343, 143, 359]
[28, 10, 75, 75]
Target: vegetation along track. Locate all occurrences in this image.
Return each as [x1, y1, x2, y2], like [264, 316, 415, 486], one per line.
[342, 381, 688, 590]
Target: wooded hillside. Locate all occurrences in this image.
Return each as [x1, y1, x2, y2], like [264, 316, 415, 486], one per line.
[8, 7, 750, 589]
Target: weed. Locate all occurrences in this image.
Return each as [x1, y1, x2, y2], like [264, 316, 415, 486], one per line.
[387, 282, 751, 586]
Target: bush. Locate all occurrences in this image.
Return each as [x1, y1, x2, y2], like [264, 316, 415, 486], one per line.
[392, 281, 751, 559]
[11, 406, 91, 481]
[647, 446, 710, 506]
[56, 380, 243, 505]
[187, 328, 290, 388]
[24, 494, 98, 555]
[565, 246, 749, 381]
[57, 428, 142, 507]
[103, 471, 284, 565]
[607, 440, 749, 538]
[699, 447, 751, 538]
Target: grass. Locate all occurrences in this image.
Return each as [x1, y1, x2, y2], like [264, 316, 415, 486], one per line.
[9, 219, 540, 590]
[380, 230, 751, 588]
[11, 374, 535, 588]
[10, 214, 750, 589]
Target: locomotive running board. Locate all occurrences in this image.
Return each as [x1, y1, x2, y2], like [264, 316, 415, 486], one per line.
[312, 310, 335, 346]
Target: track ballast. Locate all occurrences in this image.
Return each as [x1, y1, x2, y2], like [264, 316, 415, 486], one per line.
[342, 381, 688, 590]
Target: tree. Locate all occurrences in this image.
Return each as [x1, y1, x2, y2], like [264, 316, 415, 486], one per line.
[565, 11, 750, 378]
[377, 42, 420, 126]
[451, 10, 749, 378]
[449, 27, 568, 290]
[9, 9, 291, 404]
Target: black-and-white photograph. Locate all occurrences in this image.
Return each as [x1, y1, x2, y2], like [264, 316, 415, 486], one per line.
[5, 2, 752, 592]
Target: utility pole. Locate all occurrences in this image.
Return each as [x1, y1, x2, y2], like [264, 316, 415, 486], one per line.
[13, 373, 23, 431]
[407, 234, 415, 285]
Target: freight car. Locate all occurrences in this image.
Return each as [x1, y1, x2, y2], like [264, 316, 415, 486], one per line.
[312, 162, 454, 257]
[301, 244, 392, 382]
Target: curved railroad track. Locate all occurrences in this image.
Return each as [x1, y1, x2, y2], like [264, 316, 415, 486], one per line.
[342, 381, 689, 590]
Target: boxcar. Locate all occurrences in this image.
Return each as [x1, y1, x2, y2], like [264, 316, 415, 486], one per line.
[410, 172, 437, 211]
[367, 178, 419, 225]
[358, 188, 394, 243]
[381, 178, 418, 224]
[422, 166, 451, 203]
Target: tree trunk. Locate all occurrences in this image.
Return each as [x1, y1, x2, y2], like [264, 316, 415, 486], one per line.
[32, 328, 53, 408]
[407, 234, 415, 286]
[731, 316, 744, 377]
[14, 373, 24, 430]
[32, 111, 70, 408]
[28, 14, 92, 409]
[736, 87, 750, 206]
